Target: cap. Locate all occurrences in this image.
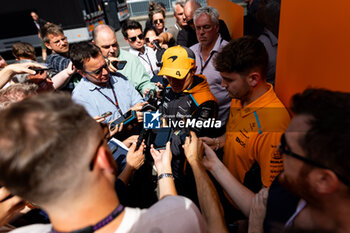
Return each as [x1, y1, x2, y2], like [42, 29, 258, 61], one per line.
[158, 45, 196, 79]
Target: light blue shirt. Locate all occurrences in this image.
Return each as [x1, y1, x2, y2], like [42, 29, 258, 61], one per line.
[72, 73, 143, 122]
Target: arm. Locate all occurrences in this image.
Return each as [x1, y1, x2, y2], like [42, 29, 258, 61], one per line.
[51, 61, 76, 89]
[0, 63, 45, 89]
[200, 133, 226, 151]
[117, 142, 145, 185]
[150, 142, 177, 199]
[202, 143, 255, 217]
[248, 188, 269, 233]
[0, 187, 26, 226]
[183, 131, 228, 233]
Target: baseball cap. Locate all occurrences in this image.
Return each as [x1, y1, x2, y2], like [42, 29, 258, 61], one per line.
[158, 45, 196, 79]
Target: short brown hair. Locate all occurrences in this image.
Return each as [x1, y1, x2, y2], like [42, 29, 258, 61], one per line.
[12, 42, 36, 60]
[0, 93, 102, 205]
[41, 23, 64, 44]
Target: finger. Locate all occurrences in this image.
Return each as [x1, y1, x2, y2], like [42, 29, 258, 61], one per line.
[190, 131, 197, 140]
[119, 123, 123, 132]
[129, 142, 136, 152]
[165, 141, 171, 151]
[0, 187, 11, 200]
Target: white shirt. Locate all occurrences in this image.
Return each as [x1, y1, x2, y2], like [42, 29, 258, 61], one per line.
[129, 46, 160, 78]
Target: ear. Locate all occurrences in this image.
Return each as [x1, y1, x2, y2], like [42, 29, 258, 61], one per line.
[44, 42, 52, 50]
[95, 145, 117, 175]
[247, 71, 261, 87]
[310, 169, 339, 194]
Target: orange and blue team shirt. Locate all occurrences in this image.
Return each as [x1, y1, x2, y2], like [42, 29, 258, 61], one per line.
[224, 84, 290, 188]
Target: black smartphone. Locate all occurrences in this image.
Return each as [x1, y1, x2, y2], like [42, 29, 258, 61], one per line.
[111, 60, 127, 70]
[100, 111, 112, 118]
[152, 41, 162, 51]
[109, 110, 136, 131]
[152, 128, 173, 149]
[29, 67, 49, 72]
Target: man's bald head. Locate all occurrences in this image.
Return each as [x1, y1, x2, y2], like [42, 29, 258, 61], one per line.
[184, 0, 201, 28]
[92, 24, 119, 58]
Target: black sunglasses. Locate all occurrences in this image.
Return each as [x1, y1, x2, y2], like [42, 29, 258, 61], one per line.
[279, 134, 350, 186]
[145, 37, 151, 43]
[84, 63, 108, 76]
[153, 19, 164, 24]
[128, 33, 144, 42]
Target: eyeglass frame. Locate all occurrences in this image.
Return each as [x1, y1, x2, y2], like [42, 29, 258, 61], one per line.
[128, 33, 144, 42]
[278, 133, 350, 186]
[83, 62, 109, 77]
[153, 19, 164, 25]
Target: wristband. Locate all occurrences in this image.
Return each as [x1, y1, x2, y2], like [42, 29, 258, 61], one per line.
[214, 138, 220, 151]
[158, 173, 174, 181]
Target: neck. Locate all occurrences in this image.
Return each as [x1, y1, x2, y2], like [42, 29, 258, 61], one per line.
[242, 82, 270, 107]
[138, 46, 145, 54]
[48, 183, 123, 233]
[303, 197, 350, 233]
[201, 35, 219, 60]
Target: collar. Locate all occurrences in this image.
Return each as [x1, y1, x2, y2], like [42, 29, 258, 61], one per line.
[196, 34, 223, 54]
[129, 46, 145, 56]
[84, 75, 118, 92]
[263, 28, 278, 47]
[236, 83, 276, 117]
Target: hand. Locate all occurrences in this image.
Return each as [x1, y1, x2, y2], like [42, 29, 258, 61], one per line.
[183, 131, 204, 164]
[65, 61, 76, 76]
[248, 188, 269, 233]
[202, 143, 222, 172]
[150, 142, 172, 174]
[143, 89, 150, 98]
[108, 122, 124, 138]
[122, 135, 138, 148]
[0, 187, 26, 226]
[200, 136, 217, 150]
[130, 103, 145, 122]
[126, 142, 145, 170]
[4, 62, 46, 76]
[106, 57, 119, 73]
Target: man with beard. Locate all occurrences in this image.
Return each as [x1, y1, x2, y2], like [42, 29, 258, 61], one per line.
[201, 36, 290, 192]
[42, 23, 80, 92]
[201, 88, 350, 233]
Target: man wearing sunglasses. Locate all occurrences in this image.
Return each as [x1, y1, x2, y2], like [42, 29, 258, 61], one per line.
[0, 93, 206, 233]
[92, 24, 156, 97]
[177, 0, 231, 48]
[121, 20, 160, 78]
[70, 42, 144, 124]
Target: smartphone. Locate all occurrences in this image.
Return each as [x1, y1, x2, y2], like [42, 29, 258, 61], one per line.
[152, 128, 173, 149]
[109, 110, 136, 131]
[100, 111, 112, 118]
[111, 60, 127, 70]
[152, 41, 162, 51]
[29, 67, 49, 72]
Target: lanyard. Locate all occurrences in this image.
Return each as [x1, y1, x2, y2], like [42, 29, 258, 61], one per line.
[199, 51, 216, 75]
[138, 52, 155, 76]
[95, 80, 123, 116]
[199, 38, 224, 75]
[50, 204, 124, 233]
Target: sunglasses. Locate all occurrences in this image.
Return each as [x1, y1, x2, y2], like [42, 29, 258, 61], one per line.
[145, 37, 151, 43]
[153, 19, 164, 25]
[128, 33, 144, 42]
[278, 134, 350, 186]
[84, 63, 108, 76]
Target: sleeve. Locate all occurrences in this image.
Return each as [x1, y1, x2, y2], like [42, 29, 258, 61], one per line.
[126, 79, 144, 106]
[255, 132, 284, 187]
[46, 54, 71, 73]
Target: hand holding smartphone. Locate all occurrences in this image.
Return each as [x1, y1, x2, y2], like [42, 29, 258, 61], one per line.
[111, 60, 127, 71]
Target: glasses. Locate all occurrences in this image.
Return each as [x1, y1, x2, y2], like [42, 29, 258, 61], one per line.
[195, 24, 214, 32]
[278, 134, 350, 186]
[145, 37, 151, 43]
[84, 63, 108, 77]
[101, 42, 118, 50]
[153, 19, 164, 25]
[128, 33, 144, 42]
[89, 138, 105, 171]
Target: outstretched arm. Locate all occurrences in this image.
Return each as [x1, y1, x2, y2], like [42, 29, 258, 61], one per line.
[202, 143, 255, 217]
[150, 142, 177, 199]
[183, 131, 228, 233]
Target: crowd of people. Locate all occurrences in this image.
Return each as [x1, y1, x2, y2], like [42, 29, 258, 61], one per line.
[0, 0, 349, 233]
